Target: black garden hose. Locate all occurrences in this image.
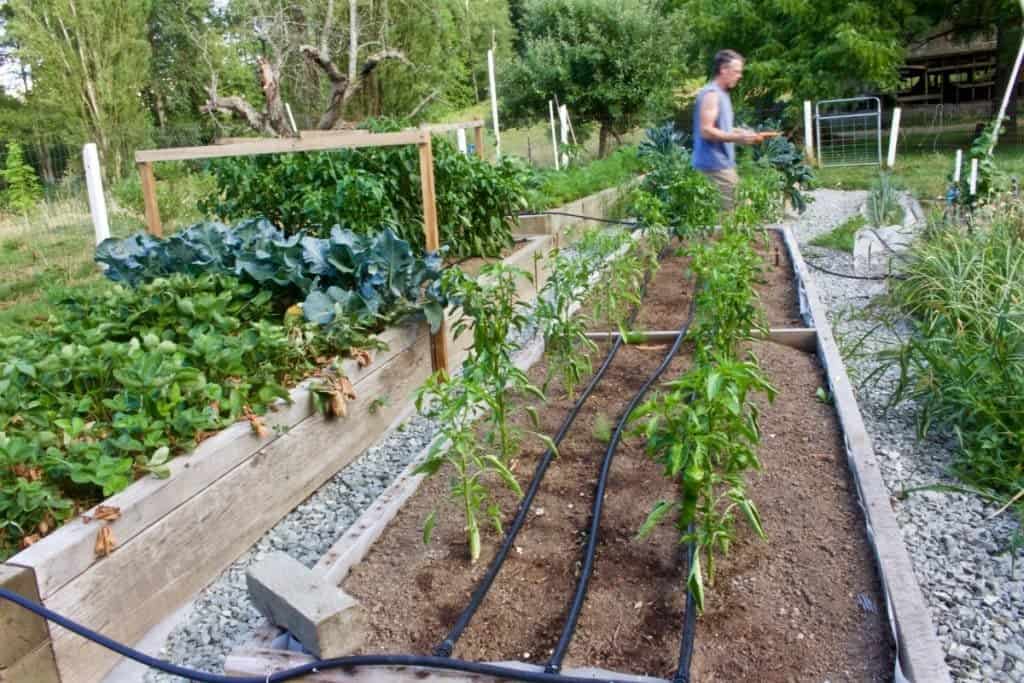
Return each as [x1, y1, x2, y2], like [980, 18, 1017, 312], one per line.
[545, 292, 699, 673]
[672, 533, 699, 683]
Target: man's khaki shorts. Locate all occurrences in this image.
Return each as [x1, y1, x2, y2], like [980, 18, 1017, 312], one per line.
[700, 168, 739, 212]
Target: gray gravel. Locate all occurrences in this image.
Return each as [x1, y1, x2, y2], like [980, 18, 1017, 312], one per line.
[785, 189, 1024, 682]
[144, 414, 439, 682]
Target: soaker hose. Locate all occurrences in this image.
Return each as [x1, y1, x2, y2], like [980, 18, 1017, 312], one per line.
[435, 242, 672, 657]
[546, 292, 699, 673]
[0, 587, 646, 683]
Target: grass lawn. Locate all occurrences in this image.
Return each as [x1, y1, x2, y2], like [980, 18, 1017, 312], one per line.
[814, 129, 1024, 202]
[808, 214, 866, 252]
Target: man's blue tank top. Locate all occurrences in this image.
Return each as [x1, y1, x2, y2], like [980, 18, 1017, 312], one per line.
[692, 81, 735, 171]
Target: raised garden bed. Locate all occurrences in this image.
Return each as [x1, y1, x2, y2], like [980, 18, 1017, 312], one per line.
[224, 227, 950, 682]
[0, 231, 563, 683]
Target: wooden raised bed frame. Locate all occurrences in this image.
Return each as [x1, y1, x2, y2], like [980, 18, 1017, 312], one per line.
[0, 178, 635, 683]
[225, 226, 952, 683]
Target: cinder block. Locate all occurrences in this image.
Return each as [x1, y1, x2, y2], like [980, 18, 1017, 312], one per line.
[246, 552, 368, 659]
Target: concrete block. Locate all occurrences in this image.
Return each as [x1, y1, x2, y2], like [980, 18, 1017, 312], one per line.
[853, 224, 914, 277]
[246, 552, 368, 659]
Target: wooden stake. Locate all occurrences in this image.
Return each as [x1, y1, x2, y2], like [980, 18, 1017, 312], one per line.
[418, 135, 449, 374]
[474, 124, 485, 160]
[138, 161, 162, 237]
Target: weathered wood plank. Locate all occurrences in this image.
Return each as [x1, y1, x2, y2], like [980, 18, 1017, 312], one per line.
[0, 641, 60, 683]
[135, 129, 427, 164]
[0, 565, 50, 668]
[45, 331, 434, 683]
[777, 226, 951, 683]
[224, 648, 669, 682]
[11, 322, 423, 601]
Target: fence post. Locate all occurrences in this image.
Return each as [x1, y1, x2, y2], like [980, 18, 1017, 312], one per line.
[953, 149, 962, 183]
[82, 143, 110, 245]
[549, 100, 560, 171]
[887, 107, 902, 169]
[487, 49, 501, 159]
[417, 133, 449, 375]
[558, 105, 570, 167]
[803, 100, 815, 164]
[473, 125, 486, 160]
[456, 128, 468, 154]
[969, 158, 979, 195]
[137, 161, 163, 237]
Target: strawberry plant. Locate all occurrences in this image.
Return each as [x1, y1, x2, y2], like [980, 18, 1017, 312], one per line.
[631, 355, 776, 612]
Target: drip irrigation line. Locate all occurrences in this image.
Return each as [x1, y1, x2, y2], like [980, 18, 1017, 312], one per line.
[672, 532, 699, 683]
[0, 587, 644, 683]
[517, 210, 642, 229]
[546, 292, 699, 674]
[435, 243, 672, 658]
[446, 237, 534, 269]
[803, 256, 904, 282]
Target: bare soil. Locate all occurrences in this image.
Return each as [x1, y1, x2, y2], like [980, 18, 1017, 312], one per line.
[342, 233, 893, 681]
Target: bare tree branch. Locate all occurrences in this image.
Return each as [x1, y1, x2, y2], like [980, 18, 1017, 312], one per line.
[406, 88, 439, 119]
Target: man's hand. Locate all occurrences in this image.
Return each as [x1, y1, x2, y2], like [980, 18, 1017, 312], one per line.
[732, 128, 761, 145]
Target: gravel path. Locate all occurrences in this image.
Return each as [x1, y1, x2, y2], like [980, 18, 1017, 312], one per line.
[784, 189, 1024, 682]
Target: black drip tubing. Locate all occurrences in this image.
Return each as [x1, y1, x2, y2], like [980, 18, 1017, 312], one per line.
[0, 587, 646, 683]
[435, 242, 671, 657]
[803, 256, 904, 281]
[545, 292, 699, 673]
[516, 210, 642, 229]
[672, 532, 699, 683]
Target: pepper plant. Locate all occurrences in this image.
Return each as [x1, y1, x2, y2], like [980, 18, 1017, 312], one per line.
[631, 356, 776, 612]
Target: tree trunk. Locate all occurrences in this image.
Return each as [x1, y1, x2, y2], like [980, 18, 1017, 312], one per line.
[598, 122, 611, 158]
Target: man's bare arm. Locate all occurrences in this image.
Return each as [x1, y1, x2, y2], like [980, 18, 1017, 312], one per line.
[699, 91, 758, 144]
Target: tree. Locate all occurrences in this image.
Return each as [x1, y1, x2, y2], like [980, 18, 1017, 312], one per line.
[8, 0, 154, 177]
[1, 142, 42, 213]
[673, 0, 917, 117]
[501, 0, 680, 157]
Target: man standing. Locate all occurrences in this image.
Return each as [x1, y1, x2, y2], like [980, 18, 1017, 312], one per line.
[692, 49, 761, 211]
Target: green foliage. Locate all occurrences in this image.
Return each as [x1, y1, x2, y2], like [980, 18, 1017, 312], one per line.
[735, 161, 783, 223]
[631, 355, 775, 612]
[416, 263, 549, 562]
[809, 215, 866, 253]
[584, 231, 644, 330]
[535, 248, 598, 398]
[200, 133, 535, 259]
[95, 219, 446, 333]
[0, 143, 42, 214]
[111, 162, 215, 227]
[884, 209, 1024, 501]
[529, 147, 644, 208]
[866, 173, 904, 227]
[501, 0, 681, 156]
[954, 121, 1010, 208]
[0, 274, 347, 557]
[591, 413, 612, 444]
[753, 135, 814, 213]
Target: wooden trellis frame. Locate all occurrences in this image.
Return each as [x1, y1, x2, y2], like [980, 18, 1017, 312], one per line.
[134, 127, 456, 374]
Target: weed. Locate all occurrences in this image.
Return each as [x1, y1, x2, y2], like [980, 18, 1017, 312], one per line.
[592, 413, 612, 444]
[809, 215, 867, 253]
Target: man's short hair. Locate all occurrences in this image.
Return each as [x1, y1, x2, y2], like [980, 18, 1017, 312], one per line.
[713, 49, 744, 75]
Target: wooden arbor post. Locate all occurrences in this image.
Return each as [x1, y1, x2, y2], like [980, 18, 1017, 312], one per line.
[137, 162, 162, 237]
[417, 131, 449, 375]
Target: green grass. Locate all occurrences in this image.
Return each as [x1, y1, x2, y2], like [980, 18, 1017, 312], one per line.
[530, 147, 644, 208]
[809, 214, 865, 252]
[814, 133, 1024, 202]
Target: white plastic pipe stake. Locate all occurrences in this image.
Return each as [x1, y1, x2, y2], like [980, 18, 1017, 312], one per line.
[83, 143, 110, 245]
[803, 100, 815, 163]
[970, 158, 979, 195]
[456, 128, 468, 154]
[487, 50, 501, 159]
[549, 100, 560, 171]
[887, 107, 901, 169]
[953, 149, 962, 183]
[558, 104, 570, 167]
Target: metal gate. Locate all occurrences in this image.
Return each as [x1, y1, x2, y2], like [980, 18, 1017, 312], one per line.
[815, 97, 882, 167]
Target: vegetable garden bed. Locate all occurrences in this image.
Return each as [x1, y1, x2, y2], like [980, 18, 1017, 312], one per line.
[0, 228, 566, 683]
[223, 227, 950, 682]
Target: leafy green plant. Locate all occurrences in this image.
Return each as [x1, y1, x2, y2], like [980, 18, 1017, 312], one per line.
[1, 142, 42, 214]
[534, 249, 598, 398]
[591, 413, 612, 444]
[200, 127, 535, 259]
[631, 355, 776, 612]
[95, 219, 446, 334]
[754, 135, 813, 213]
[866, 173, 903, 227]
[809, 215, 866, 253]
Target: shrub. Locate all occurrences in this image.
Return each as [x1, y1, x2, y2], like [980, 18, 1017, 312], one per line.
[1, 142, 42, 213]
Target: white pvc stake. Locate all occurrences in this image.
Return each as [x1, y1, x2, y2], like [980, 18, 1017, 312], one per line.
[549, 100, 560, 170]
[887, 107, 902, 169]
[284, 102, 299, 136]
[487, 50, 501, 159]
[990, 6, 1024, 154]
[456, 128, 468, 154]
[970, 158, 979, 195]
[83, 143, 110, 245]
[803, 100, 815, 164]
[558, 104, 570, 167]
[953, 149, 963, 183]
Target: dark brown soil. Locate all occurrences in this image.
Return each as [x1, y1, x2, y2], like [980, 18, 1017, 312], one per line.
[756, 230, 804, 328]
[342, 234, 893, 681]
